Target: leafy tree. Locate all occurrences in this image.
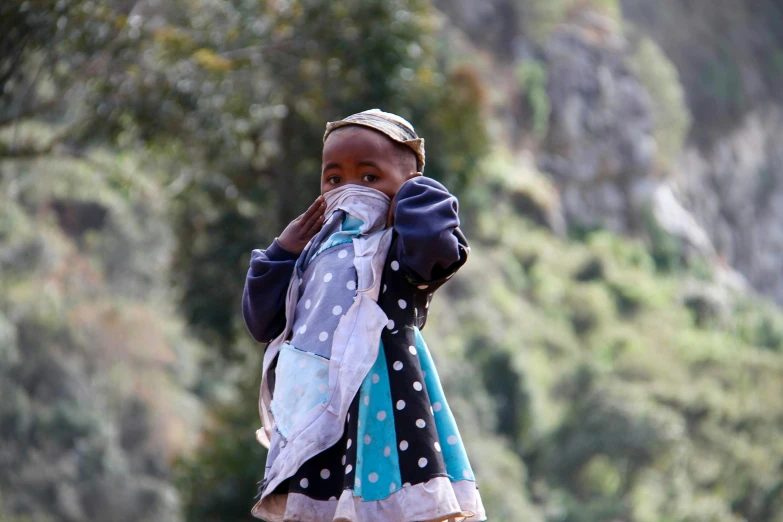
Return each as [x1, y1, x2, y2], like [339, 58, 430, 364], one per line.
[3, 0, 487, 358]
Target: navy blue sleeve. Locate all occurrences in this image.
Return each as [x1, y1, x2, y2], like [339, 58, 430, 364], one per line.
[242, 238, 298, 343]
[392, 176, 469, 283]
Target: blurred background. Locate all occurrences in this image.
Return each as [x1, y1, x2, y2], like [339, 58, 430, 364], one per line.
[2, 0, 783, 521]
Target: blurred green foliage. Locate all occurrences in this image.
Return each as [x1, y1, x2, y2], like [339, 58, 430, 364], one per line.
[0, 156, 205, 521]
[173, 373, 268, 522]
[441, 168, 783, 521]
[629, 37, 691, 173]
[3, 0, 783, 521]
[517, 0, 621, 44]
[515, 60, 551, 140]
[2, 0, 488, 359]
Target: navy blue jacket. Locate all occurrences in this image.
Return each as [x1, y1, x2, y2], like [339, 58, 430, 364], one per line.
[242, 177, 469, 344]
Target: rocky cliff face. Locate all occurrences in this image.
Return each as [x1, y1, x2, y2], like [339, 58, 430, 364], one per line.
[539, 12, 656, 235]
[676, 106, 783, 300]
[433, 0, 783, 305]
[621, 0, 783, 303]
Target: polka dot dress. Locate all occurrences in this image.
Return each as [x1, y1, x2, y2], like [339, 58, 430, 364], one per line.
[262, 230, 478, 510]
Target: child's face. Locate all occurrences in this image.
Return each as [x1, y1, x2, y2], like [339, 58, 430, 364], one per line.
[321, 126, 417, 199]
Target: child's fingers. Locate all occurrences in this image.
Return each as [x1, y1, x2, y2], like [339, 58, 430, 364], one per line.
[300, 200, 326, 235]
[303, 214, 325, 240]
[302, 199, 326, 229]
[299, 195, 325, 224]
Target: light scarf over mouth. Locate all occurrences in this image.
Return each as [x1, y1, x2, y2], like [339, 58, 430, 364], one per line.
[322, 184, 391, 235]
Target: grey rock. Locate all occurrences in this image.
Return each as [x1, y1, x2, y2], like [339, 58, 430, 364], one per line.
[673, 105, 783, 304]
[539, 16, 656, 234]
[651, 182, 715, 259]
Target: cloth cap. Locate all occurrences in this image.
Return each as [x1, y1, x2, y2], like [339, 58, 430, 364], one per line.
[323, 109, 425, 171]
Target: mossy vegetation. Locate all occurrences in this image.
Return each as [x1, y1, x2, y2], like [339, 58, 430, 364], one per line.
[425, 170, 783, 520]
[629, 37, 691, 172]
[3, 0, 783, 520]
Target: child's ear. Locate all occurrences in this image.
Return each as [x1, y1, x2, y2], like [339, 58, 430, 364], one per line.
[407, 171, 423, 180]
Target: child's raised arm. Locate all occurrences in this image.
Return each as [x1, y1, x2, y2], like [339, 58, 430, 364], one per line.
[391, 177, 469, 284]
[242, 196, 325, 343]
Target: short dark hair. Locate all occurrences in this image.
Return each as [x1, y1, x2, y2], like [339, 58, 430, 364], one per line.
[328, 125, 418, 173]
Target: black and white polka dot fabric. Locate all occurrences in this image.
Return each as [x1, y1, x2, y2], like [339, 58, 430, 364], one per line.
[256, 229, 486, 521]
[289, 242, 357, 359]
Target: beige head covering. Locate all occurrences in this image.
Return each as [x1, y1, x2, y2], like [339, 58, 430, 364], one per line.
[323, 109, 425, 171]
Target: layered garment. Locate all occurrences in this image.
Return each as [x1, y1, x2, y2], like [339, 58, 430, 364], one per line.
[243, 179, 485, 522]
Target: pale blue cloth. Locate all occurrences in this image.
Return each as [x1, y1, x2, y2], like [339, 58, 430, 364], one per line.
[266, 212, 367, 468]
[309, 214, 364, 261]
[271, 345, 330, 439]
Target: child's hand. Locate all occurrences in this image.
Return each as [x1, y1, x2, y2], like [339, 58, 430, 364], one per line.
[278, 196, 327, 254]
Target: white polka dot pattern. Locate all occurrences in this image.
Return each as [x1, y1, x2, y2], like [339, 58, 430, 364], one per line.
[264, 218, 476, 501]
[289, 237, 358, 360]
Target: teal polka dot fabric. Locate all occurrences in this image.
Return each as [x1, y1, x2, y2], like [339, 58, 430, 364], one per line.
[352, 331, 475, 500]
[354, 341, 402, 499]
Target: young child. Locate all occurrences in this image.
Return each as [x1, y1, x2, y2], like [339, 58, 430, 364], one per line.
[243, 109, 486, 522]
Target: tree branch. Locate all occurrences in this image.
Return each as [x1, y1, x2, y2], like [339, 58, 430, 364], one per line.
[0, 118, 92, 160]
[0, 98, 59, 127]
[218, 39, 304, 60]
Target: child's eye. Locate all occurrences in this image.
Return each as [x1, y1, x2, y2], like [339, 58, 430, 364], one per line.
[327, 176, 341, 185]
[362, 173, 378, 182]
